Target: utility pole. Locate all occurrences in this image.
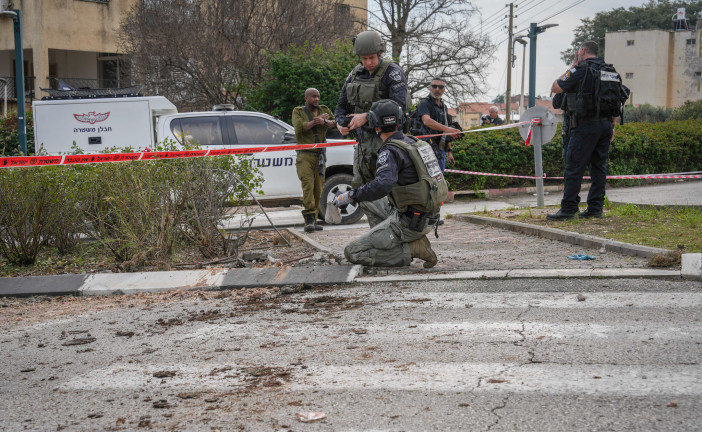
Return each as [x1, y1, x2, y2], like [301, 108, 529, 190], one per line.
[505, 3, 514, 123]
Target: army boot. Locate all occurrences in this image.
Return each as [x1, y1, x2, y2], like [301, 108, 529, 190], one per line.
[409, 236, 438, 268]
[303, 214, 316, 233]
[314, 219, 324, 231]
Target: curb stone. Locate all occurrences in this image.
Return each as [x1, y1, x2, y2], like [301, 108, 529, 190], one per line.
[681, 253, 702, 281]
[0, 265, 362, 298]
[454, 214, 670, 259]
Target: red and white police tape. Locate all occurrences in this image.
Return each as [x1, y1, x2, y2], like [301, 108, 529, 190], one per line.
[0, 120, 532, 169]
[444, 169, 702, 180]
[2, 120, 699, 182]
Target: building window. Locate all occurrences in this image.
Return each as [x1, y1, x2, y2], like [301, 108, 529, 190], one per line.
[627, 40, 635, 46]
[687, 39, 696, 45]
[625, 72, 634, 79]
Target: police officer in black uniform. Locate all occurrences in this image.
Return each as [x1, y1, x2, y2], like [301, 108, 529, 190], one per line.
[547, 41, 619, 221]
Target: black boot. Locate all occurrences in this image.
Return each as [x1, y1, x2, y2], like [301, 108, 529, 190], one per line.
[304, 214, 315, 233]
[546, 209, 576, 221]
[579, 208, 602, 218]
[314, 218, 324, 231]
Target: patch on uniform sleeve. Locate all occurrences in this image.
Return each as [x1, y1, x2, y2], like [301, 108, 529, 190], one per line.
[561, 67, 577, 81]
[389, 70, 402, 82]
[377, 151, 389, 167]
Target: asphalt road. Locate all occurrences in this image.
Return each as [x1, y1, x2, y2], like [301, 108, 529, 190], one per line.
[1, 277, 700, 431]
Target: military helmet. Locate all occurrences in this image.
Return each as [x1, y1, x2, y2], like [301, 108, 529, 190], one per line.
[353, 30, 385, 56]
[368, 99, 404, 132]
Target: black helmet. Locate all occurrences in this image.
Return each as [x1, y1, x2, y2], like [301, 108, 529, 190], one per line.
[368, 99, 404, 132]
[353, 30, 385, 56]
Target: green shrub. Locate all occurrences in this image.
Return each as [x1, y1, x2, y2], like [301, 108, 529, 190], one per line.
[0, 166, 58, 265]
[0, 140, 262, 268]
[0, 111, 35, 156]
[670, 100, 702, 121]
[447, 120, 702, 191]
[622, 104, 671, 123]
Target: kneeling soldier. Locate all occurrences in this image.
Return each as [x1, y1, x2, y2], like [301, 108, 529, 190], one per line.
[332, 99, 448, 268]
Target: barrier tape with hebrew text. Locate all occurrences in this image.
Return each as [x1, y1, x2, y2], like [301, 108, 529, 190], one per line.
[0, 121, 533, 169]
[2, 120, 699, 181]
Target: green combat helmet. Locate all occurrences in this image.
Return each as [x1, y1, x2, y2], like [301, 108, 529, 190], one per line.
[353, 30, 385, 56]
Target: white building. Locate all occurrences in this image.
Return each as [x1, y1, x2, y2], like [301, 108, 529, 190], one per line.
[605, 27, 702, 108]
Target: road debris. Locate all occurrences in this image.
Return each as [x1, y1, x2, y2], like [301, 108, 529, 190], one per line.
[296, 412, 326, 422]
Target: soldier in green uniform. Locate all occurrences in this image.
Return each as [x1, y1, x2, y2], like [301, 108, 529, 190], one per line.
[332, 100, 447, 268]
[292, 88, 335, 232]
[335, 30, 408, 228]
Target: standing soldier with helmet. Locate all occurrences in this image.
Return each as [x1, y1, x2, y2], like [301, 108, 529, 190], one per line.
[335, 30, 408, 227]
[547, 40, 628, 221]
[332, 99, 447, 269]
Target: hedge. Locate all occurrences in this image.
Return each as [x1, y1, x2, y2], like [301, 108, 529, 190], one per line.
[446, 120, 702, 191]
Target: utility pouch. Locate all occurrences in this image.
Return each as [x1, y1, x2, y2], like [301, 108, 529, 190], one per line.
[401, 208, 430, 232]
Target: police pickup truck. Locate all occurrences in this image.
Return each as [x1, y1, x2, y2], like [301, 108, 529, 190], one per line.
[32, 95, 361, 224]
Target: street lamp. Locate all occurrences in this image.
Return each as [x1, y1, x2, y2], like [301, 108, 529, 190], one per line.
[1, 7, 27, 155]
[513, 37, 527, 118]
[528, 23, 558, 108]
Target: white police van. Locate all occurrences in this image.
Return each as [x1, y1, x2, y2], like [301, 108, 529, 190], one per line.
[32, 94, 361, 224]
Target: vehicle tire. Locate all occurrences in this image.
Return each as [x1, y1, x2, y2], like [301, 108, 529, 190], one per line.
[319, 173, 364, 225]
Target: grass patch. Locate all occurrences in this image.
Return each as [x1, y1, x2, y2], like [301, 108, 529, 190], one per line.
[480, 202, 702, 253]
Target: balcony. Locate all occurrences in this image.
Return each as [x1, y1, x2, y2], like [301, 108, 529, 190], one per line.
[0, 76, 37, 101]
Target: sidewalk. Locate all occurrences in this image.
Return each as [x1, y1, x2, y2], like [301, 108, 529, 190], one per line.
[1, 182, 700, 297]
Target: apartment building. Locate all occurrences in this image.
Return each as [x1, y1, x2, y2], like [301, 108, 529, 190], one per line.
[605, 27, 702, 107]
[0, 0, 367, 103]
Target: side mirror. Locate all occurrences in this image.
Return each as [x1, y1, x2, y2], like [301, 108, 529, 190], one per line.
[283, 131, 296, 143]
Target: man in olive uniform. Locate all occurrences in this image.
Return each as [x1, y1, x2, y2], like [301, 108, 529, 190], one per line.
[292, 88, 335, 232]
[416, 77, 461, 172]
[332, 99, 448, 268]
[335, 30, 408, 227]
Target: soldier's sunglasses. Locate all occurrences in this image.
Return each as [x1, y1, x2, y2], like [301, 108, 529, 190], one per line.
[431, 84, 445, 89]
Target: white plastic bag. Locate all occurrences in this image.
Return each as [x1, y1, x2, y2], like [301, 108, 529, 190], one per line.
[325, 201, 342, 224]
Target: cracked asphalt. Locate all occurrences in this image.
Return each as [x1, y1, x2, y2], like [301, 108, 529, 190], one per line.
[2, 277, 701, 431]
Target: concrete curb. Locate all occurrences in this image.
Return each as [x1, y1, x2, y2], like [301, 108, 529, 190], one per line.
[0, 265, 362, 298]
[354, 268, 682, 284]
[682, 253, 702, 281]
[285, 227, 334, 254]
[454, 214, 670, 259]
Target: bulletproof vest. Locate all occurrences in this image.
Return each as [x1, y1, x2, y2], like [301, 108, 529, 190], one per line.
[563, 59, 627, 119]
[346, 58, 392, 114]
[384, 138, 449, 214]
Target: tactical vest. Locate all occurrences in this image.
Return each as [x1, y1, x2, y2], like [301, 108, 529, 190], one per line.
[562, 59, 627, 120]
[345, 58, 392, 113]
[384, 137, 449, 214]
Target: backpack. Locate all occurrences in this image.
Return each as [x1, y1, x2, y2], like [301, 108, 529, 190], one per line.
[406, 109, 426, 136]
[577, 61, 629, 121]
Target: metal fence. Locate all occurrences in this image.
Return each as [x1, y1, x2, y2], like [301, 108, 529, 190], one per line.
[0, 76, 36, 101]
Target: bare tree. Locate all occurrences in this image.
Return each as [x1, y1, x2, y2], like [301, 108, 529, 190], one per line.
[358, 0, 495, 104]
[119, 0, 354, 111]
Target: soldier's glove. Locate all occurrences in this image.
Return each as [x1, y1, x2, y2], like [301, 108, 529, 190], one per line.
[332, 191, 354, 207]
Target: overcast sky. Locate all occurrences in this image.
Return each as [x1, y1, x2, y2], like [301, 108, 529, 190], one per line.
[471, 0, 657, 102]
